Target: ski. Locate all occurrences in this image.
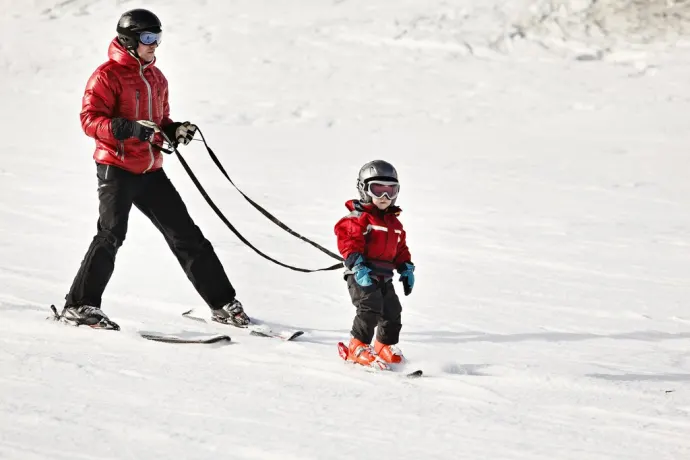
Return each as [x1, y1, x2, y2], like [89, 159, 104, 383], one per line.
[182, 308, 305, 341]
[250, 329, 305, 341]
[337, 341, 423, 378]
[48, 304, 121, 331]
[139, 332, 232, 344]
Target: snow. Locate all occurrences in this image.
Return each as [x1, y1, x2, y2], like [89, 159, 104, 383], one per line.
[2, 0, 690, 459]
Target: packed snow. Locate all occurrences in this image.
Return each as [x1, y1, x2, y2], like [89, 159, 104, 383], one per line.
[1, 1, 690, 459]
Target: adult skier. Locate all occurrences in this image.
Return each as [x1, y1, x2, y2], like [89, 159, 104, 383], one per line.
[60, 9, 249, 329]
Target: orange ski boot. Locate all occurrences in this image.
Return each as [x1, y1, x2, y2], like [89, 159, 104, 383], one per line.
[346, 338, 388, 370]
[373, 340, 405, 364]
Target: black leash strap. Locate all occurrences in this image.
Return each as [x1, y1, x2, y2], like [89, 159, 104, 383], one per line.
[195, 128, 344, 262]
[154, 133, 343, 273]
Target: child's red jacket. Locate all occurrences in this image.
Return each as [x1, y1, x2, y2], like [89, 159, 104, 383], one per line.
[334, 200, 412, 280]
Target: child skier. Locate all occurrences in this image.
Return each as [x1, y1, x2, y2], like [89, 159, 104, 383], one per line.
[334, 160, 415, 369]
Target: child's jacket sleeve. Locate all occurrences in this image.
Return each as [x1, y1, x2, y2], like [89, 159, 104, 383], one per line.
[334, 213, 366, 261]
[394, 228, 412, 266]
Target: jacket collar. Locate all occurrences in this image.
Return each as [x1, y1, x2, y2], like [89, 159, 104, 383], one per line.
[107, 37, 157, 69]
[345, 199, 401, 216]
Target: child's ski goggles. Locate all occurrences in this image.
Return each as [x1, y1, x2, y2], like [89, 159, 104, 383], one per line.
[366, 180, 399, 200]
[139, 31, 163, 46]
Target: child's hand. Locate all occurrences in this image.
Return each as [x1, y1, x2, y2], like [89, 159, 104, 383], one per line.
[397, 262, 415, 296]
[353, 264, 374, 289]
[347, 253, 377, 292]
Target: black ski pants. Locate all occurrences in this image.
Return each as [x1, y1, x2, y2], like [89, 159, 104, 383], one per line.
[347, 276, 403, 345]
[65, 163, 236, 310]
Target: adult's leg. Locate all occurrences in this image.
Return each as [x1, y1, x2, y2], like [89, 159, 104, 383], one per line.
[133, 169, 236, 309]
[65, 164, 137, 307]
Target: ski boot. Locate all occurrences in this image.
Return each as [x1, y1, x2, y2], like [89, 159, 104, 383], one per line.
[373, 340, 405, 364]
[211, 299, 250, 327]
[338, 337, 389, 370]
[51, 304, 120, 330]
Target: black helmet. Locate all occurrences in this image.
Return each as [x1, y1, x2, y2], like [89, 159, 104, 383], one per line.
[116, 9, 162, 51]
[356, 160, 400, 204]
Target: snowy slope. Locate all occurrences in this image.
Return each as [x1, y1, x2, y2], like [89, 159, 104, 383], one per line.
[2, 1, 690, 459]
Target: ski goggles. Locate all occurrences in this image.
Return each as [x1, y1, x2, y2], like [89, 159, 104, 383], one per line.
[139, 31, 162, 46]
[366, 180, 399, 200]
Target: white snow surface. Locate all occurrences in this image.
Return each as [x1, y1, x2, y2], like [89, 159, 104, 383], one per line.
[2, 1, 690, 459]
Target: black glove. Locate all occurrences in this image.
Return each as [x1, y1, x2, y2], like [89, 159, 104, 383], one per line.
[112, 118, 155, 142]
[162, 121, 197, 147]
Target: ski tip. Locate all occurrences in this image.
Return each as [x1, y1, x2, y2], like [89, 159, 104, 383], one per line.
[406, 370, 423, 378]
[287, 330, 305, 341]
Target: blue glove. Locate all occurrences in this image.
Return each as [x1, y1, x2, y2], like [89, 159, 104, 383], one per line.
[397, 262, 415, 296]
[353, 257, 374, 289]
[354, 264, 374, 288]
[346, 253, 375, 290]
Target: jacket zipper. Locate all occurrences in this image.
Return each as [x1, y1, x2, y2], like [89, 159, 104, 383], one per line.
[138, 62, 155, 173]
[157, 88, 162, 116]
[117, 140, 125, 160]
[135, 90, 140, 119]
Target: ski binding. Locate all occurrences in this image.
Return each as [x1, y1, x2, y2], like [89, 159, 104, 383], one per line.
[49, 304, 120, 331]
[182, 308, 304, 341]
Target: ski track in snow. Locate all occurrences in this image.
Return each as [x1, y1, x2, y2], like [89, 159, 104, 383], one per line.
[2, 1, 690, 459]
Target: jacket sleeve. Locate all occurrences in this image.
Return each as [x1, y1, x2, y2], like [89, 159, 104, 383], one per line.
[80, 69, 117, 142]
[394, 228, 412, 267]
[160, 76, 174, 128]
[334, 214, 366, 261]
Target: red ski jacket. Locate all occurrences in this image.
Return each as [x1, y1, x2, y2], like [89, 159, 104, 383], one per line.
[334, 200, 412, 279]
[80, 38, 174, 174]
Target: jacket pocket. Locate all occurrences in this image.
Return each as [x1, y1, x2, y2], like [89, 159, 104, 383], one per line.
[97, 163, 114, 182]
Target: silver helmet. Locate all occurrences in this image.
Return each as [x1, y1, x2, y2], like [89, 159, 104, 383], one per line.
[356, 160, 399, 204]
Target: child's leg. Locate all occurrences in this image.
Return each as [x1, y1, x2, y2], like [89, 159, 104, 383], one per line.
[346, 275, 384, 344]
[376, 280, 402, 345]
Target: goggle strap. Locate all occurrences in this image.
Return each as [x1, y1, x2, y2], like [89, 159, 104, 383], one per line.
[116, 27, 162, 44]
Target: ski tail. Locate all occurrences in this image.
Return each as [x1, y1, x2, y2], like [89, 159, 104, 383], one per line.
[139, 332, 232, 344]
